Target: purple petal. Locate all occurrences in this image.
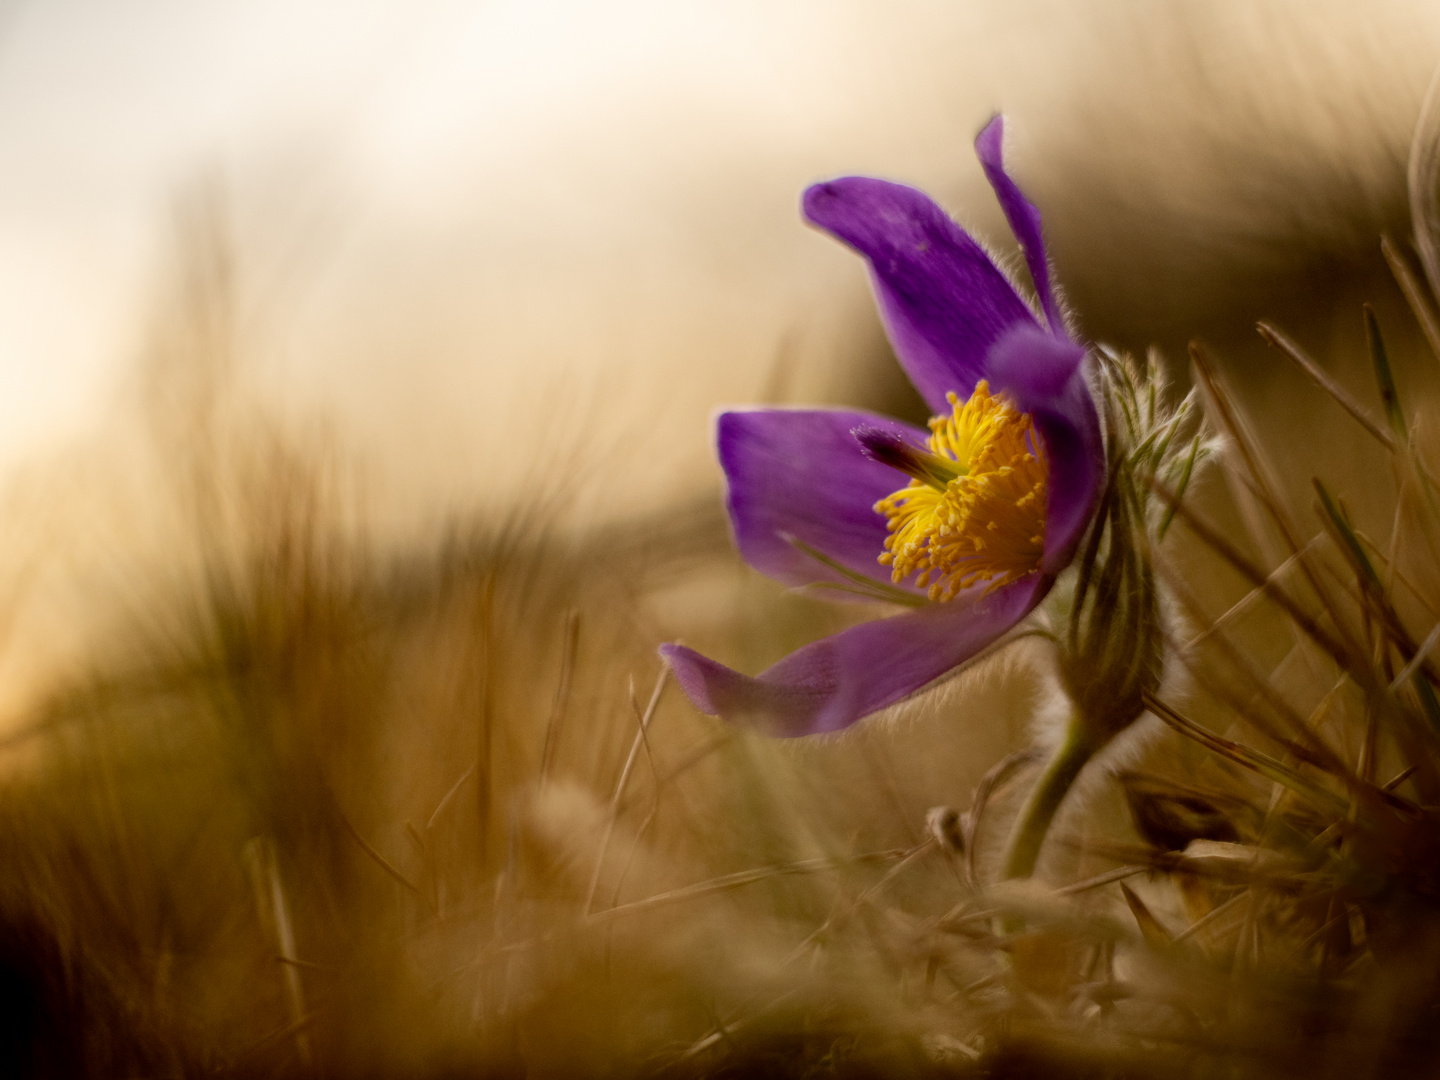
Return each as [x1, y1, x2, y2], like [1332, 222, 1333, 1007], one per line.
[974, 116, 1065, 337]
[719, 408, 929, 595]
[984, 325, 1103, 572]
[661, 574, 1047, 736]
[803, 177, 1037, 414]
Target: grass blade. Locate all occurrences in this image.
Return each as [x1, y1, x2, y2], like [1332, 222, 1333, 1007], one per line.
[1365, 304, 1409, 441]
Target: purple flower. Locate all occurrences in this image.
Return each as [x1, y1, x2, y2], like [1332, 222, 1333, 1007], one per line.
[661, 117, 1104, 737]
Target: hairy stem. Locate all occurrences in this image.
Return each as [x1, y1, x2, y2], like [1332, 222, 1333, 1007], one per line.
[1001, 720, 1096, 883]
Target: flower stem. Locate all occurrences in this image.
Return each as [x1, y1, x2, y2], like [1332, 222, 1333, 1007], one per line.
[1001, 720, 1097, 883]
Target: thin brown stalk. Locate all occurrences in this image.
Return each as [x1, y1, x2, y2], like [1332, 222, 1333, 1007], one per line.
[243, 839, 313, 1068]
[1173, 889, 1250, 944]
[1058, 837, 1316, 889]
[1382, 234, 1440, 362]
[1356, 528, 1440, 622]
[238, 1010, 321, 1064]
[584, 665, 669, 914]
[1389, 618, 1440, 691]
[1312, 487, 1440, 701]
[1159, 563, 1354, 782]
[619, 729, 736, 815]
[424, 763, 477, 833]
[964, 746, 1045, 886]
[603, 678, 667, 912]
[1149, 680, 1415, 818]
[1056, 865, 1148, 895]
[1121, 882, 1174, 948]
[475, 570, 495, 867]
[680, 988, 802, 1062]
[335, 805, 426, 899]
[1384, 764, 1418, 791]
[538, 608, 581, 782]
[1191, 342, 1367, 664]
[1143, 692, 1345, 814]
[1150, 478, 1352, 673]
[1183, 535, 1326, 651]
[582, 848, 914, 926]
[1190, 341, 1304, 557]
[1290, 906, 1356, 968]
[1257, 322, 1397, 452]
[275, 956, 335, 972]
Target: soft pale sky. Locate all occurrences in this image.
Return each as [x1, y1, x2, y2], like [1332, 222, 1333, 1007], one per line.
[0, 0, 1031, 524]
[0, 1, 1437, 530]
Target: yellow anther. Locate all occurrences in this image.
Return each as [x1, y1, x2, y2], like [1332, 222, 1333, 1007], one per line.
[873, 380, 1047, 599]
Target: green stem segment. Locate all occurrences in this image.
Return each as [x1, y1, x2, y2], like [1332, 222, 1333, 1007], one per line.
[1001, 721, 1098, 882]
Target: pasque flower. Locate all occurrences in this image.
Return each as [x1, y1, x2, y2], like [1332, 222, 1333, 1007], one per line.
[661, 117, 1105, 737]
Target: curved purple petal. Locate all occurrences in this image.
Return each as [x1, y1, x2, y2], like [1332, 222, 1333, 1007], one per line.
[974, 116, 1064, 337]
[719, 408, 928, 596]
[984, 325, 1103, 573]
[803, 177, 1037, 414]
[661, 573, 1048, 736]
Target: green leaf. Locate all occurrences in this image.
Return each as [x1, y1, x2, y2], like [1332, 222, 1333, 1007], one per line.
[1314, 479, 1380, 588]
[1365, 303, 1408, 441]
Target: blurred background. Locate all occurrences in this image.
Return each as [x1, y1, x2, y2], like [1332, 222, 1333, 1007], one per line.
[2, 0, 1437, 520]
[4, 2, 1440, 1074]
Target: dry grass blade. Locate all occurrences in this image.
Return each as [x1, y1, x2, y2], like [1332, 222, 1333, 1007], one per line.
[1382, 234, 1440, 362]
[1190, 341, 1367, 668]
[1313, 481, 1440, 707]
[620, 729, 734, 814]
[584, 665, 669, 913]
[1256, 321, 1396, 452]
[850, 837, 937, 907]
[1384, 764, 1419, 791]
[1189, 341, 1303, 555]
[1183, 536, 1326, 651]
[1411, 66, 1440, 319]
[1365, 303, 1409, 440]
[1172, 890, 1250, 944]
[582, 848, 914, 926]
[1120, 881, 1174, 949]
[1158, 593, 1348, 781]
[1149, 477, 1351, 672]
[1314, 482, 1413, 647]
[335, 803, 427, 900]
[424, 763, 477, 832]
[538, 608, 582, 783]
[1056, 865, 1148, 896]
[1142, 692, 1346, 814]
[244, 838, 314, 1068]
[964, 746, 1045, 885]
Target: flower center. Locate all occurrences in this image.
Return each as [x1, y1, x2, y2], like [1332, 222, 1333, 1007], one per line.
[870, 381, 1047, 601]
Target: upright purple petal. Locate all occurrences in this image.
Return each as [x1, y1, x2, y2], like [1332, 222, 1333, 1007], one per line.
[719, 408, 929, 596]
[984, 325, 1103, 572]
[803, 178, 1037, 413]
[974, 116, 1065, 337]
[661, 574, 1047, 736]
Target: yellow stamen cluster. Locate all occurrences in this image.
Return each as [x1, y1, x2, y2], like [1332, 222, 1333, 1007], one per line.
[875, 380, 1047, 600]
